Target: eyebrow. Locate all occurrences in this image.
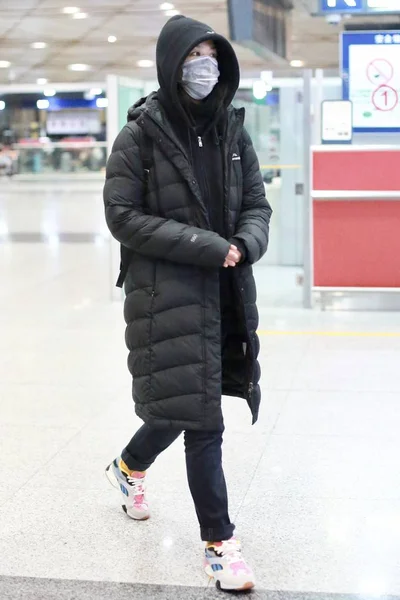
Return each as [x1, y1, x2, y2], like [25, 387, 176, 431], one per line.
[191, 44, 217, 51]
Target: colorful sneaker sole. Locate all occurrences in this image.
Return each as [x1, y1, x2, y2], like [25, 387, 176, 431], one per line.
[204, 564, 255, 591]
[122, 504, 150, 521]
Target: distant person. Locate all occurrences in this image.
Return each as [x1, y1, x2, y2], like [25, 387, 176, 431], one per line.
[0, 144, 14, 177]
[103, 15, 271, 591]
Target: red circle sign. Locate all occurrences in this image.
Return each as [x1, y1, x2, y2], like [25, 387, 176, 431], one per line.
[372, 84, 398, 112]
[367, 59, 394, 85]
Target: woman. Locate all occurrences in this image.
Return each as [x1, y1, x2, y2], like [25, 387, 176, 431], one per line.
[103, 14, 272, 592]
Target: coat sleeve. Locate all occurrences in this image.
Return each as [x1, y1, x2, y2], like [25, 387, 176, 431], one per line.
[231, 127, 273, 265]
[103, 124, 230, 268]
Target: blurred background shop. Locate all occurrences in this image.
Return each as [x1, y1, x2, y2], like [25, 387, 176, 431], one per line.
[0, 87, 107, 175]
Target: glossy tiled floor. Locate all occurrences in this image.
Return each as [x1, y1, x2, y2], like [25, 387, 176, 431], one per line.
[1, 182, 400, 599]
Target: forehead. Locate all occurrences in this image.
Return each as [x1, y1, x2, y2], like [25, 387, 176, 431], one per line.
[191, 40, 216, 51]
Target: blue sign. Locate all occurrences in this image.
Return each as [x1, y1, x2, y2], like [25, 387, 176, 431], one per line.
[320, 0, 363, 13]
[21, 97, 99, 111]
[321, 0, 400, 13]
[341, 31, 400, 132]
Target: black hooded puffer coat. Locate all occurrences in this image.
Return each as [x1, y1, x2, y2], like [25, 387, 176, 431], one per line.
[104, 16, 272, 431]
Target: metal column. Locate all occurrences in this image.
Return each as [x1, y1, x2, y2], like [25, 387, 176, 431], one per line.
[302, 69, 313, 309]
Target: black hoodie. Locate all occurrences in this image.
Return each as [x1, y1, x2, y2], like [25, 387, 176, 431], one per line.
[155, 15, 241, 241]
[156, 15, 240, 126]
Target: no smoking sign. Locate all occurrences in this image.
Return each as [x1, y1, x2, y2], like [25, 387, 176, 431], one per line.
[367, 58, 393, 85]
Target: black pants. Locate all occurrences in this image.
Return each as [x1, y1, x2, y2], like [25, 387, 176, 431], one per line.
[122, 424, 235, 542]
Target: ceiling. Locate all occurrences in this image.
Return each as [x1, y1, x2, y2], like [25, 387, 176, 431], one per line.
[0, 0, 399, 86]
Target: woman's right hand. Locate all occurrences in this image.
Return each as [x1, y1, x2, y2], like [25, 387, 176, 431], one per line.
[223, 244, 241, 268]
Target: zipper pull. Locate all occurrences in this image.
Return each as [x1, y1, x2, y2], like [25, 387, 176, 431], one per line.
[198, 136, 203, 148]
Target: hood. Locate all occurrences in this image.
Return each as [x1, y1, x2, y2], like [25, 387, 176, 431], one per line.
[156, 15, 240, 122]
[127, 95, 148, 122]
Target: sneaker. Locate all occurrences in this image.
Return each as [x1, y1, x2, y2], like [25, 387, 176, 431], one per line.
[205, 538, 255, 591]
[105, 457, 150, 521]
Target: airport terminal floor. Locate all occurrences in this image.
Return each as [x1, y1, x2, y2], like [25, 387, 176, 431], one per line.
[2, 181, 400, 600]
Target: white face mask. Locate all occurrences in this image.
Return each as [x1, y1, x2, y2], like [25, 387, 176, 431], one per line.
[181, 55, 220, 100]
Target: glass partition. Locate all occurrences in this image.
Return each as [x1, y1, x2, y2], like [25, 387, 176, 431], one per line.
[12, 141, 107, 175]
[234, 87, 304, 271]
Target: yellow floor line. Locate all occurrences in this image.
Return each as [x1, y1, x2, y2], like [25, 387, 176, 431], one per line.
[260, 164, 301, 170]
[258, 330, 400, 338]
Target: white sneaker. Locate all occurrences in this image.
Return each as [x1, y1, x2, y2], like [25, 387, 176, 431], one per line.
[205, 537, 255, 591]
[106, 457, 150, 521]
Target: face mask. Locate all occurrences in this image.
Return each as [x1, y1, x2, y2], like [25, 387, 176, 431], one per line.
[181, 55, 220, 100]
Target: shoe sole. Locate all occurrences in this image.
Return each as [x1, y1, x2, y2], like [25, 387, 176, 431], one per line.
[105, 463, 150, 521]
[122, 504, 150, 521]
[205, 565, 255, 591]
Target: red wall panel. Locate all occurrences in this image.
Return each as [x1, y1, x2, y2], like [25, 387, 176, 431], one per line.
[313, 151, 400, 192]
[313, 200, 400, 288]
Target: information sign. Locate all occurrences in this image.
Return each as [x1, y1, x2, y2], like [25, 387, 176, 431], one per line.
[321, 100, 353, 143]
[341, 32, 400, 132]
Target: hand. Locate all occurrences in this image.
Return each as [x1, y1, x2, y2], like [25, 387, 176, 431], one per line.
[223, 244, 241, 268]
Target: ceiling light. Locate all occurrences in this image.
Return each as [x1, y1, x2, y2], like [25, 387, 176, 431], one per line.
[165, 9, 180, 16]
[68, 63, 91, 71]
[31, 42, 47, 49]
[137, 59, 154, 68]
[0, 101, 5, 111]
[0, 61, 11, 68]
[62, 6, 80, 14]
[73, 12, 88, 19]
[37, 99, 50, 110]
[44, 89, 56, 97]
[108, 35, 117, 43]
[290, 59, 304, 68]
[160, 2, 175, 9]
[37, 78, 48, 85]
[253, 80, 268, 100]
[96, 98, 108, 108]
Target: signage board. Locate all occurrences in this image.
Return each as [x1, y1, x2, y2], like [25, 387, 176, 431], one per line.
[228, 0, 289, 60]
[341, 31, 400, 132]
[320, 0, 400, 14]
[321, 0, 363, 13]
[46, 110, 101, 135]
[321, 100, 353, 143]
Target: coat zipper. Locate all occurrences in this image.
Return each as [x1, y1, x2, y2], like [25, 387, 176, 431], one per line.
[223, 115, 254, 401]
[197, 134, 208, 408]
[149, 144, 162, 217]
[232, 276, 254, 400]
[197, 135, 211, 411]
[149, 286, 156, 402]
[223, 109, 244, 235]
[224, 124, 240, 237]
[195, 135, 211, 229]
